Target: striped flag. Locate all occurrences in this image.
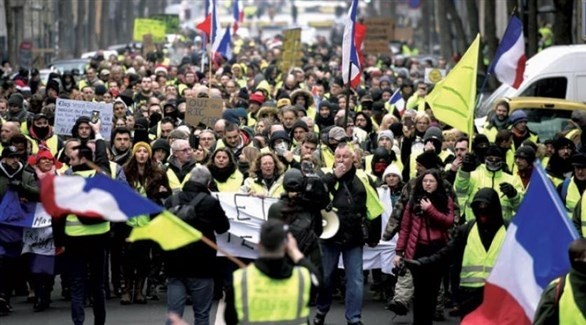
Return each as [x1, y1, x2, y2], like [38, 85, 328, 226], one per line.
[342, 0, 361, 88]
[488, 16, 526, 89]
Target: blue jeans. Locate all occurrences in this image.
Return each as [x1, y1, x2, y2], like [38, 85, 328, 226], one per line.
[166, 277, 214, 325]
[67, 246, 106, 325]
[316, 242, 363, 323]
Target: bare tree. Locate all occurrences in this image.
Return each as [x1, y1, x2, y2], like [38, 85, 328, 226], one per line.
[74, 0, 86, 57]
[506, 0, 519, 16]
[436, 0, 452, 60]
[484, 0, 497, 64]
[445, 0, 467, 53]
[421, 0, 432, 54]
[465, 0, 479, 41]
[553, 0, 573, 45]
[527, 0, 538, 56]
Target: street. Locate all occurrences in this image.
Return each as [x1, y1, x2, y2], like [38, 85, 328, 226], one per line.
[3, 282, 460, 325]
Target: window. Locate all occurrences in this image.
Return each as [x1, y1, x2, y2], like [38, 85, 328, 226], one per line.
[520, 77, 567, 99]
[523, 108, 573, 140]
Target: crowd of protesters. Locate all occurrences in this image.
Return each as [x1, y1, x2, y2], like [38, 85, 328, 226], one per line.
[0, 20, 585, 325]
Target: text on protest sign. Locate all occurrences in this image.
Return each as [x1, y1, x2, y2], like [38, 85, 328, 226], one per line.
[54, 98, 113, 141]
[364, 17, 393, 55]
[280, 28, 303, 72]
[184, 97, 223, 128]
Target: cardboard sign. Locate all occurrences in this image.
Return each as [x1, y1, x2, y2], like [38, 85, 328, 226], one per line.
[142, 34, 156, 56]
[184, 97, 224, 128]
[364, 17, 393, 55]
[424, 68, 447, 84]
[150, 13, 180, 34]
[280, 28, 303, 72]
[133, 18, 166, 42]
[54, 98, 113, 140]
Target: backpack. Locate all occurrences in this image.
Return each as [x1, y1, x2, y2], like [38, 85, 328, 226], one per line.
[169, 192, 206, 222]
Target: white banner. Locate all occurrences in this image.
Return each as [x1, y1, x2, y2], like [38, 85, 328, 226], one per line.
[55, 98, 114, 140]
[213, 191, 397, 272]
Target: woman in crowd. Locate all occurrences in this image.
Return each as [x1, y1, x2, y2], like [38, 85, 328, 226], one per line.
[207, 148, 243, 192]
[119, 142, 171, 305]
[393, 169, 455, 325]
[240, 152, 285, 198]
[237, 146, 260, 180]
[23, 149, 62, 312]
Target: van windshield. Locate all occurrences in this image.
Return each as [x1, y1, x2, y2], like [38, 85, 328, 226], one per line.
[520, 77, 568, 99]
[524, 108, 573, 141]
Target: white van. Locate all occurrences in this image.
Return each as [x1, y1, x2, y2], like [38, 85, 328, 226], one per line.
[476, 45, 586, 117]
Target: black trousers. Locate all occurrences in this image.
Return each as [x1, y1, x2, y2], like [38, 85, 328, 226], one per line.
[411, 242, 445, 325]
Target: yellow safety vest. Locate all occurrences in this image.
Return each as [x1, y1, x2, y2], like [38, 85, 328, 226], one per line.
[126, 185, 151, 227]
[247, 176, 284, 198]
[564, 177, 581, 220]
[215, 169, 244, 192]
[559, 274, 586, 324]
[579, 194, 586, 236]
[167, 168, 191, 191]
[234, 264, 310, 325]
[27, 134, 59, 156]
[318, 146, 334, 169]
[460, 223, 506, 288]
[65, 169, 110, 237]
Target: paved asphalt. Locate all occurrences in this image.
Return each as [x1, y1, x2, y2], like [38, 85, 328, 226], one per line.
[2, 281, 461, 325]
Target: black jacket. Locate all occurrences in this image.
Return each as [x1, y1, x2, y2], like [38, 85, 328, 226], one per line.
[163, 181, 230, 278]
[321, 167, 370, 247]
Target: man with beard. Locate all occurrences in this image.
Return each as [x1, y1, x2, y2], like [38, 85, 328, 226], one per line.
[0, 146, 40, 316]
[110, 127, 132, 166]
[133, 76, 154, 108]
[482, 100, 510, 142]
[27, 113, 62, 156]
[222, 122, 252, 160]
[547, 137, 575, 186]
[509, 110, 539, 150]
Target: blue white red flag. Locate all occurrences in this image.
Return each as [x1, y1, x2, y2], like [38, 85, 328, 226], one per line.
[342, 0, 361, 88]
[488, 16, 526, 89]
[233, 0, 243, 34]
[462, 162, 578, 324]
[0, 190, 51, 228]
[40, 173, 163, 222]
[388, 89, 405, 114]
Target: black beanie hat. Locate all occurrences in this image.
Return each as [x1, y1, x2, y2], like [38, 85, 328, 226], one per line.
[416, 151, 443, 170]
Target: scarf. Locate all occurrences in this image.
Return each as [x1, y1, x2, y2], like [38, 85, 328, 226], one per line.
[209, 163, 236, 183]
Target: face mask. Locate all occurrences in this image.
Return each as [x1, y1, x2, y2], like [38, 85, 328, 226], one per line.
[149, 113, 162, 127]
[485, 160, 503, 172]
[33, 125, 50, 139]
[373, 162, 388, 176]
[274, 142, 288, 155]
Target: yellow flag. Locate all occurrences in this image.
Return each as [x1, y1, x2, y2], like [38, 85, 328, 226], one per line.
[127, 210, 202, 251]
[426, 34, 480, 138]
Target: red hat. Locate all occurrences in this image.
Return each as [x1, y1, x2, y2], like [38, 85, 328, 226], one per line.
[249, 92, 265, 105]
[27, 149, 62, 169]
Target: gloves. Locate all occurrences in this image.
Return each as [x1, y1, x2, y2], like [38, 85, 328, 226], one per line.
[499, 182, 517, 198]
[461, 153, 476, 172]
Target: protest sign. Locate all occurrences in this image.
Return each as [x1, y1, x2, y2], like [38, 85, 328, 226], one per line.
[425, 68, 447, 84]
[184, 97, 223, 128]
[364, 17, 393, 55]
[133, 18, 166, 42]
[280, 28, 303, 72]
[54, 98, 113, 140]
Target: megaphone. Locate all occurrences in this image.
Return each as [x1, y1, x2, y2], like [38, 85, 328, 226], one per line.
[320, 209, 340, 239]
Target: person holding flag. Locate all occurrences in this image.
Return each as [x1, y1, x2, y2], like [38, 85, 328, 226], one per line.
[52, 120, 111, 325]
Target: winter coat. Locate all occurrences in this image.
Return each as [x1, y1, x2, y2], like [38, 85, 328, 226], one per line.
[163, 181, 230, 278]
[396, 196, 455, 260]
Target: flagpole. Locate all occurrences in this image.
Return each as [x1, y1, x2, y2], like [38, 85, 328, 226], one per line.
[200, 235, 247, 268]
[343, 61, 352, 129]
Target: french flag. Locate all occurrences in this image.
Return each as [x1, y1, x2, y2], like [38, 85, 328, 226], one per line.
[462, 162, 578, 324]
[40, 173, 163, 222]
[388, 89, 406, 114]
[195, 0, 231, 61]
[232, 0, 243, 34]
[488, 16, 526, 89]
[342, 0, 361, 88]
[0, 190, 52, 228]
